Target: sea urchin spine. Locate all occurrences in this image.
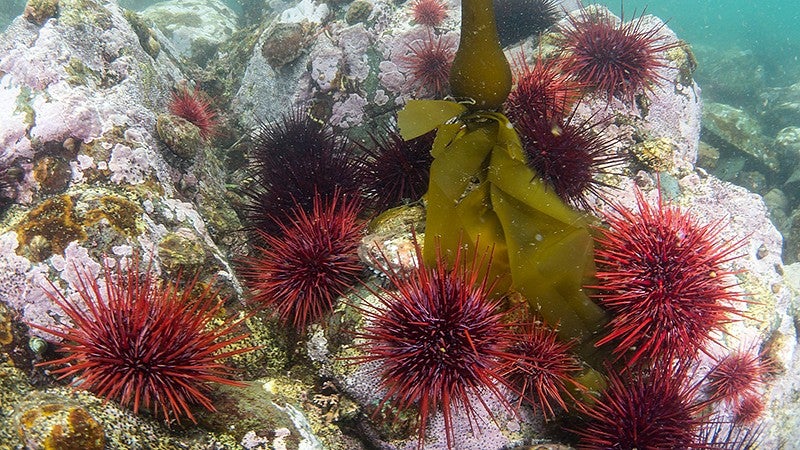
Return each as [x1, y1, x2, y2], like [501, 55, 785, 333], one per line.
[243, 191, 364, 331]
[32, 256, 253, 424]
[354, 240, 515, 449]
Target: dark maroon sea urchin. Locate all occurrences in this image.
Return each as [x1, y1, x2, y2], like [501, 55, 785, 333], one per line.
[358, 124, 435, 212]
[494, 0, 560, 47]
[32, 256, 253, 424]
[557, 6, 678, 103]
[513, 109, 624, 210]
[245, 107, 362, 235]
[576, 361, 708, 449]
[354, 241, 515, 449]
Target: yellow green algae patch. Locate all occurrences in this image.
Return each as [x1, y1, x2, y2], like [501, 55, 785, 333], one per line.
[17, 402, 105, 450]
[14, 190, 144, 262]
[16, 195, 87, 260]
[399, 100, 607, 345]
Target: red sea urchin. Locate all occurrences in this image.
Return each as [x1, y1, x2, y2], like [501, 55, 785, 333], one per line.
[591, 187, 743, 365]
[505, 54, 582, 125]
[169, 85, 219, 140]
[576, 361, 707, 449]
[411, 0, 448, 27]
[354, 241, 515, 448]
[398, 30, 457, 98]
[32, 256, 253, 424]
[243, 192, 364, 331]
[504, 321, 582, 418]
[557, 6, 677, 103]
[706, 348, 771, 407]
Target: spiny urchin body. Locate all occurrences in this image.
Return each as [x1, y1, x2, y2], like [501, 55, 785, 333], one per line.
[245, 108, 362, 234]
[494, 0, 560, 47]
[504, 321, 582, 418]
[706, 348, 771, 408]
[411, 0, 448, 27]
[169, 85, 219, 140]
[506, 54, 583, 125]
[591, 187, 743, 364]
[576, 361, 708, 449]
[557, 7, 678, 103]
[398, 30, 457, 98]
[243, 192, 364, 331]
[513, 109, 624, 210]
[358, 124, 434, 212]
[32, 256, 252, 424]
[355, 241, 515, 448]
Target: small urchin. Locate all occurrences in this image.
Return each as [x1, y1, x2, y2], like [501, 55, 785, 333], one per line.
[353, 240, 516, 449]
[357, 123, 435, 212]
[590, 186, 744, 365]
[397, 29, 458, 98]
[169, 84, 219, 140]
[556, 6, 678, 103]
[242, 191, 365, 331]
[32, 255, 253, 424]
[706, 347, 771, 407]
[504, 321, 583, 418]
[410, 0, 448, 27]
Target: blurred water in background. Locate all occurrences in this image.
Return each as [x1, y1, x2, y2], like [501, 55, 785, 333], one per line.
[608, 0, 800, 86]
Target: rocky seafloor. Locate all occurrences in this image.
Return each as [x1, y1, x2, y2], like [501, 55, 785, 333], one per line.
[0, 0, 799, 449]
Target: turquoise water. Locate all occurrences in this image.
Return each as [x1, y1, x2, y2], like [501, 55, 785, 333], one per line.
[608, 0, 800, 83]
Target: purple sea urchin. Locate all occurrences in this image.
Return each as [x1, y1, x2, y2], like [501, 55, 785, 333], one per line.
[358, 124, 434, 211]
[245, 107, 362, 234]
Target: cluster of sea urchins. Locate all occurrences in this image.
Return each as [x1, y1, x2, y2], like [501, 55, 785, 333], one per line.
[27, 4, 767, 448]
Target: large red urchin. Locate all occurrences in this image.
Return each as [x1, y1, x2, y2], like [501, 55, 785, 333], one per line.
[169, 85, 219, 140]
[358, 124, 434, 212]
[504, 321, 582, 418]
[557, 7, 678, 103]
[513, 109, 625, 210]
[576, 361, 708, 449]
[410, 0, 448, 27]
[243, 192, 364, 331]
[590, 187, 743, 365]
[245, 107, 362, 235]
[31, 256, 253, 424]
[398, 30, 457, 98]
[354, 241, 515, 448]
[505, 54, 583, 125]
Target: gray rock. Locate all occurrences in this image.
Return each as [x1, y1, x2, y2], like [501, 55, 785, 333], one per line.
[140, 0, 238, 65]
[702, 101, 780, 172]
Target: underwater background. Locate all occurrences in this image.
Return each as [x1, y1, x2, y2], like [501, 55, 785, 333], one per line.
[1, 0, 800, 448]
